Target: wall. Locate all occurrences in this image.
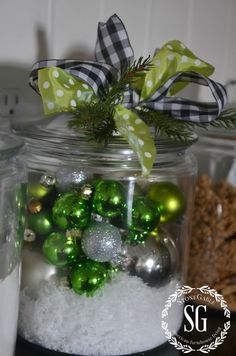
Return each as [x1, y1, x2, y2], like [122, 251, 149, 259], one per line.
[0, 0, 236, 112]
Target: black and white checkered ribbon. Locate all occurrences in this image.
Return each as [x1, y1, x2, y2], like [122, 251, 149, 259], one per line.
[29, 14, 227, 123]
[123, 71, 227, 122]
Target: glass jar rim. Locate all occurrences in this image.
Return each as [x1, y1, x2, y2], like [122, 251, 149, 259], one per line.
[0, 131, 24, 160]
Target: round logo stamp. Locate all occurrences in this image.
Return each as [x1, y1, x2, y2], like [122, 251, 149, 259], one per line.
[161, 285, 231, 353]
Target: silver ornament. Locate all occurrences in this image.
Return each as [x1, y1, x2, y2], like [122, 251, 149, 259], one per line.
[115, 228, 177, 287]
[24, 228, 36, 242]
[81, 221, 122, 262]
[40, 174, 56, 188]
[91, 213, 110, 223]
[21, 243, 68, 291]
[55, 167, 92, 193]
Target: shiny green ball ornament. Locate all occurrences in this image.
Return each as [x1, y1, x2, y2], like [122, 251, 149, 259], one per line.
[43, 232, 80, 267]
[92, 180, 125, 218]
[125, 230, 148, 245]
[147, 182, 186, 223]
[28, 211, 53, 236]
[126, 197, 160, 232]
[53, 193, 91, 230]
[70, 260, 109, 296]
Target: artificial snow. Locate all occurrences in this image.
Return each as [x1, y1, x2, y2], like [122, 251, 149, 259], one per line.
[19, 273, 183, 356]
[0, 266, 20, 356]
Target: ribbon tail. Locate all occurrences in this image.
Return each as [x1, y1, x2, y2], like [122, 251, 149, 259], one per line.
[114, 105, 156, 176]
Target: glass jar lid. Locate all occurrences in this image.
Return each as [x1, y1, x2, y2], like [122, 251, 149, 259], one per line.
[11, 114, 196, 155]
[0, 131, 24, 160]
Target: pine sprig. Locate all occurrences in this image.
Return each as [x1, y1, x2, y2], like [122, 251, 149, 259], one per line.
[209, 108, 236, 129]
[70, 56, 153, 144]
[69, 104, 236, 147]
[138, 108, 201, 142]
[102, 56, 152, 105]
[138, 107, 236, 143]
[69, 101, 116, 145]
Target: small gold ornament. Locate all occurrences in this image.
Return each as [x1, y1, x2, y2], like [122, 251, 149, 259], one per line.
[28, 200, 42, 214]
[24, 228, 36, 242]
[66, 229, 82, 238]
[40, 174, 56, 188]
[80, 184, 93, 199]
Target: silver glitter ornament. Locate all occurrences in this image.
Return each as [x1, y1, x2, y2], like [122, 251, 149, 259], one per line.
[114, 228, 177, 287]
[21, 243, 68, 291]
[55, 167, 92, 193]
[81, 221, 122, 262]
[40, 174, 56, 188]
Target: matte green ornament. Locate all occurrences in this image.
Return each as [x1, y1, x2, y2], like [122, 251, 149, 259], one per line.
[70, 260, 109, 296]
[92, 180, 125, 218]
[126, 197, 160, 232]
[43, 232, 80, 267]
[28, 182, 52, 199]
[28, 210, 53, 236]
[147, 182, 186, 223]
[53, 193, 91, 230]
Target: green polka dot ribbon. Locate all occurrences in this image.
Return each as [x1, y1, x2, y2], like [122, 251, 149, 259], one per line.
[140, 40, 214, 101]
[32, 14, 227, 176]
[38, 67, 97, 115]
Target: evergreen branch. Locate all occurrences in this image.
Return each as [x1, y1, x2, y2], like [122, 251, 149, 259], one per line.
[69, 105, 236, 146]
[102, 56, 152, 105]
[138, 108, 199, 142]
[122, 56, 153, 79]
[208, 108, 236, 129]
[69, 102, 116, 145]
[138, 107, 236, 143]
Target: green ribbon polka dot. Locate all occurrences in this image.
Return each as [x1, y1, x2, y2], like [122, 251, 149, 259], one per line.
[141, 40, 215, 101]
[114, 105, 156, 176]
[38, 67, 97, 115]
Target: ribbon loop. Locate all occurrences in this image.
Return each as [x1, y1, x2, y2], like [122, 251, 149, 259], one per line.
[140, 72, 227, 122]
[95, 14, 134, 72]
[30, 59, 118, 96]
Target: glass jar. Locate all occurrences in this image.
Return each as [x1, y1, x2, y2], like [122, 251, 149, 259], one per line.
[188, 128, 236, 311]
[0, 132, 26, 356]
[12, 114, 197, 356]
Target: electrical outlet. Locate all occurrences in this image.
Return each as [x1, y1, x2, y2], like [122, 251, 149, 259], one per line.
[0, 88, 23, 117]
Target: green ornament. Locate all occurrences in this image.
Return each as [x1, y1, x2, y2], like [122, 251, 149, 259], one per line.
[125, 230, 148, 245]
[43, 232, 80, 267]
[70, 260, 109, 296]
[92, 180, 125, 218]
[147, 182, 186, 223]
[53, 193, 91, 230]
[28, 183, 52, 199]
[126, 197, 160, 232]
[28, 210, 53, 236]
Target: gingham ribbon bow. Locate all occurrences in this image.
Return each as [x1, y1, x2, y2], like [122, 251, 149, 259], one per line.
[29, 14, 227, 176]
